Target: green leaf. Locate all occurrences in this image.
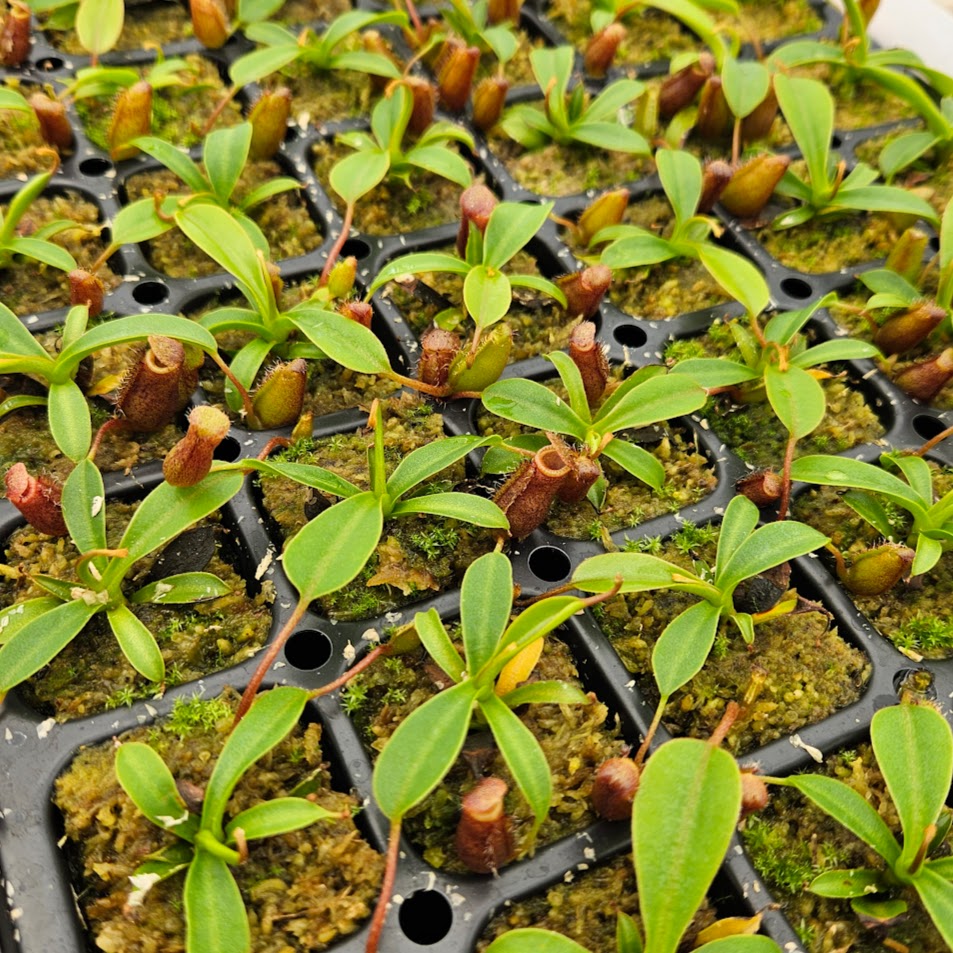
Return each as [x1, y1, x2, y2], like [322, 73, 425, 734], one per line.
[226, 335, 274, 411]
[225, 798, 337, 843]
[483, 201, 553, 270]
[373, 679, 476, 819]
[387, 435, 489, 501]
[594, 374, 707, 435]
[886, 452, 934, 503]
[696, 245, 770, 318]
[175, 203, 274, 317]
[185, 850, 250, 953]
[414, 607, 464, 683]
[721, 59, 770, 120]
[76, 0, 123, 55]
[548, 350, 593, 422]
[809, 868, 884, 898]
[600, 232, 677, 269]
[110, 195, 178, 246]
[634, 737, 741, 953]
[789, 339, 880, 367]
[912, 533, 944, 576]
[572, 121, 649, 154]
[0, 597, 63, 645]
[789, 455, 926, 515]
[653, 599, 722, 699]
[134, 136, 209, 195]
[670, 357, 758, 389]
[781, 775, 900, 865]
[500, 680, 590, 708]
[406, 144, 472, 188]
[6, 236, 76, 273]
[774, 75, 834, 200]
[479, 691, 552, 834]
[204, 124, 252, 205]
[482, 377, 588, 441]
[461, 551, 512, 674]
[719, 518, 827, 594]
[130, 572, 232, 605]
[485, 929, 591, 953]
[464, 265, 511, 331]
[368, 251, 471, 294]
[288, 306, 393, 375]
[599, 437, 665, 491]
[657, 149, 702, 226]
[250, 459, 361, 500]
[872, 704, 953, 874]
[389, 493, 509, 528]
[714, 495, 759, 580]
[282, 492, 383, 602]
[617, 912, 643, 953]
[572, 553, 706, 595]
[106, 471, 244, 586]
[115, 742, 198, 841]
[229, 43, 300, 87]
[916, 867, 953, 949]
[834, 185, 938, 226]
[203, 686, 310, 837]
[62, 457, 106, 556]
[507, 272, 566, 306]
[0, 303, 52, 361]
[47, 380, 90, 462]
[699, 939, 781, 953]
[329, 148, 390, 205]
[488, 596, 585, 681]
[763, 363, 825, 440]
[0, 598, 100, 693]
[239, 177, 302, 211]
[107, 605, 164, 683]
[842, 490, 897, 539]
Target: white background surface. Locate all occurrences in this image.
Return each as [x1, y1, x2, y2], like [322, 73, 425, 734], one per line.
[865, 0, 953, 70]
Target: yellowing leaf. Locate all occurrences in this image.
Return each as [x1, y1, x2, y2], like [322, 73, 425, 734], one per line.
[496, 636, 543, 696]
[694, 913, 762, 947]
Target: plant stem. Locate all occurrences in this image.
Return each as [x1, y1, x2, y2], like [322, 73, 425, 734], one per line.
[207, 349, 256, 424]
[201, 84, 240, 137]
[913, 423, 953, 457]
[320, 201, 355, 287]
[776, 430, 797, 521]
[366, 816, 402, 953]
[310, 643, 389, 699]
[234, 599, 309, 724]
[632, 696, 667, 770]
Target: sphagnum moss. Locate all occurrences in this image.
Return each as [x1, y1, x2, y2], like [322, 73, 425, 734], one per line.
[53, 688, 385, 953]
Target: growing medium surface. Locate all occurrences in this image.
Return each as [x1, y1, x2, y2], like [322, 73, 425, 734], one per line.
[53, 689, 385, 952]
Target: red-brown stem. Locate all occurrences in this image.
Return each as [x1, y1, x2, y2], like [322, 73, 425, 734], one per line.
[201, 83, 241, 137]
[310, 644, 389, 699]
[913, 423, 953, 457]
[234, 600, 309, 724]
[708, 700, 741, 749]
[207, 349, 256, 423]
[366, 816, 403, 953]
[776, 430, 797, 521]
[731, 116, 742, 165]
[632, 700, 666, 771]
[88, 417, 130, 462]
[401, 0, 425, 45]
[257, 436, 292, 460]
[321, 202, 355, 287]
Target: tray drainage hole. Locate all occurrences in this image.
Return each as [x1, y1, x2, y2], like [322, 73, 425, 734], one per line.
[398, 890, 452, 945]
[893, 667, 936, 703]
[340, 238, 371, 260]
[613, 324, 647, 348]
[779, 276, 814, 300]
[132, 280, 169, 305]
[912, 413, 947, 441]
[37, 55, 64, 70]
[284, 629, 332, 670]
[214, 434, 241, 462]
[79, 157, 112, 176]
[528, 545, 571, 582]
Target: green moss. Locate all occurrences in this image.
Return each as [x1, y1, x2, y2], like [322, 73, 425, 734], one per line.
[351, 635, 627, 872]
[741, 744, 953, 953]
[53, 688, 384, 953]
[593, 533, 871, 755]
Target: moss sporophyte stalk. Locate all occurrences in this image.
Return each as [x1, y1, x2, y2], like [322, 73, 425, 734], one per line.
[6, 0, 953, 950]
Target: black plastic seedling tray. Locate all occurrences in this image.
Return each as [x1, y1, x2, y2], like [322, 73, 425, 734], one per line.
[3, 0, 953, 950]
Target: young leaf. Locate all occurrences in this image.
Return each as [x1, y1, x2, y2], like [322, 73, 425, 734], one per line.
[116, 742, 198, 840]
[47, 380, 91, 462]
[0, 597, 63, 645]
[288, 305, 393, 375]
[809, 868, 884, 898]
[202, 686, 310, 837]
[204, 124, 253, 205]
[774, 75, 834, 201]
[130, 572, 232, 605]
[107, 604, 164, 683]
[656, 148, 702, 227]
[461, 551, 512, 674]
[62, 457, 106, 556]
[483, 201, 553, 271]
[479, 690, 553, 834]
[185, 849, 250, 953]
[915, 868, 953, 949]
[482, 377, 588, 441]
[464, 265, 511, 330]
[415, 607, 465, 683]
[373, 679, 476, 820]
[633, 737, 742, 953]
[718, 518, 827, 594]
[652, 599, 722, 699]
[599, 438, 665, 491]
[75, 0, 123, 57]
[789, 456, 926, 515]
[871, 704, 953, 874]
[224, 798, 338, 843]
[389, 493, 509, 527]
[485, 928, 591, 953]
